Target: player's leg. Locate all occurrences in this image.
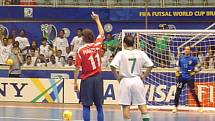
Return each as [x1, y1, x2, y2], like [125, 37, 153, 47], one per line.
[80, 78, 94, 121]
[122, 105, 131, 121]
[93, 73, 104, 121]
[119, 78, 132, 121]
[131, 77, 149, 121]
[173, 77, 186, 112]
[187, 79, 201, 107]
[138, 105, 149, 121]
[95, 105, 103, 121]
[83, 105, 90, 121]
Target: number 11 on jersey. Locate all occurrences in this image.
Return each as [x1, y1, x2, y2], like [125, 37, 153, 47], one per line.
[88, 53, 100, 70]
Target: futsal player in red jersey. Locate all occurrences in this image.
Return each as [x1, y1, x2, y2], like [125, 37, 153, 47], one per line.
[74, 12, 104, 121]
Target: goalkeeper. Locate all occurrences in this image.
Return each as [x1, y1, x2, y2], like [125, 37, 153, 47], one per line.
[173, 46, 202, 113]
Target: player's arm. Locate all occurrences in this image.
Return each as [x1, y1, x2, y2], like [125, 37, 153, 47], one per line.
[91, 12, 104, 38]
[141, 67, 153, 80]
[110, 52, 121, 82]
[74, 50, 82, 92]
[141, 51, 153, 80]
[175, 56, 181, 77]
[110, 66, 121, 82]
[74, 67, 79, 92]
[189, 57, 201, 76]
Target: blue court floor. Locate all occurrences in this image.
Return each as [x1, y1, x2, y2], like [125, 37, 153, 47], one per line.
[0, 103, 215, 121]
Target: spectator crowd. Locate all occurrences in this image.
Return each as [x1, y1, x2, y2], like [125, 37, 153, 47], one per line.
[0, 27, 120, 68]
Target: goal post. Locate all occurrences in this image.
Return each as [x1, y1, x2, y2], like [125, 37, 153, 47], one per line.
[121, 29, 215, 111]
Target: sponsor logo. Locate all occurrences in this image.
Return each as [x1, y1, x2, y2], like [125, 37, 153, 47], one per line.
[24, 8, 33, 18]
[41, 24, 57, 44]
[0, 82, 28, 97]
[188, 82, 215, 107]
[0, 24, 9, 37]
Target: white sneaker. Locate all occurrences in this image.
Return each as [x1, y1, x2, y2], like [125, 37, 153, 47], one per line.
[172, 107, 178, 113]
[198, 107, 203, 113]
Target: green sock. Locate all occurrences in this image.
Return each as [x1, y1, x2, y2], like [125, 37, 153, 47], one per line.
[142, 113, 150, 121]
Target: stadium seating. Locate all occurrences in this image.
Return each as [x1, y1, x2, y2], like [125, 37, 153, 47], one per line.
[163, 0, 177, 6]
[206, 0, 215, 6]
[193, 0, 205, 6]
[36, 0, 54, 5]
[177, 0, 189, 5]
[146, 0, 161, 6]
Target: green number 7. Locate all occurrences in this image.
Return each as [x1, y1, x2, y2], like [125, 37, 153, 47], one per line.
[128, 58, 136, 73]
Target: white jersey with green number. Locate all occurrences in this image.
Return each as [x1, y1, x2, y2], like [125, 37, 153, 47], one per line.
[110, 49, 153, 78]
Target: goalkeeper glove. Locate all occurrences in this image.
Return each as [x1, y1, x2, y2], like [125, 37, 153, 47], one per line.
[188, 70, 196, 76]
[189, 71, 196, 76]
[175, 71, 180, 77]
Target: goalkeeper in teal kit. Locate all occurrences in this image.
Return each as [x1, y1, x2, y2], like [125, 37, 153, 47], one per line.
[173, 46, 202, 113]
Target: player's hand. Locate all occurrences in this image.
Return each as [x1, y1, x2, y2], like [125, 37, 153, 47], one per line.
[117, 76, 122, 83]
[74, 82, 79, 92]
[140, 75, 145, 80]
[91, 11, 99, 21]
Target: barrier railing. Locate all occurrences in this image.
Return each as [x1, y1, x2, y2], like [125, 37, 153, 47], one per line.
[0, 0, 214, 8]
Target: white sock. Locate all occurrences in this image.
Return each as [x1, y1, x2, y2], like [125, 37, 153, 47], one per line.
[124, 118, 131, 121]
[142, 113, 150, 119]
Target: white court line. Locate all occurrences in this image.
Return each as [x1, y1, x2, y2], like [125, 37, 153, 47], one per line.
[0, 117, 61, 120]
[0, 116, 84, 121]
[0, 105, 121, 112]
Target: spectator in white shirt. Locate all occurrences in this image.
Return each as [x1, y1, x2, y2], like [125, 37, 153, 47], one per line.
[0, 38, 12, 65]
[70, 28, 84, 58]
[30, 40, 39, 57]
[64, 56, 75, 68]
[39, 38, 50, 59]
[53, 30, 69, 57]
[107, 55, 114, 68]
[29, 48, 38, 65]
[15, 29, 30, 58]
[56, 49, 66, 66]
[9, 29, 17, 43]
[23, 55, 34, 67]
[35, 54, 47, 67]
[100, 47, 109, 68]
[206, 50, 214, 69]
[48, 44, 55, 59]
[7, 37, 13, 47]
[47, 55, 63, 67]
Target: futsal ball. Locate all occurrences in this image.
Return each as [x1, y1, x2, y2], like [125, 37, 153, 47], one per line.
[6, 59, 13, 65]
[63, 110, 72, 120]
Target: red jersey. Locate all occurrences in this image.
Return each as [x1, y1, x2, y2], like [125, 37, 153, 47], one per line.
[75, 35, 104, 80]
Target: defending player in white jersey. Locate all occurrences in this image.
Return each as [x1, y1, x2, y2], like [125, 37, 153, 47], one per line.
[110, 35, 153, 121]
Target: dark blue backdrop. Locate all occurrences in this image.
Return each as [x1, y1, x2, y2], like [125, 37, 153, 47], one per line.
[0, 7, 214, 44]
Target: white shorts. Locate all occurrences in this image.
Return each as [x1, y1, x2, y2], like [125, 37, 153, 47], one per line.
[119, 76, 146, 105]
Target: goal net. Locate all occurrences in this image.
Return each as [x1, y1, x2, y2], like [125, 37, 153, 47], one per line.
[121, 29, 215, 110]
